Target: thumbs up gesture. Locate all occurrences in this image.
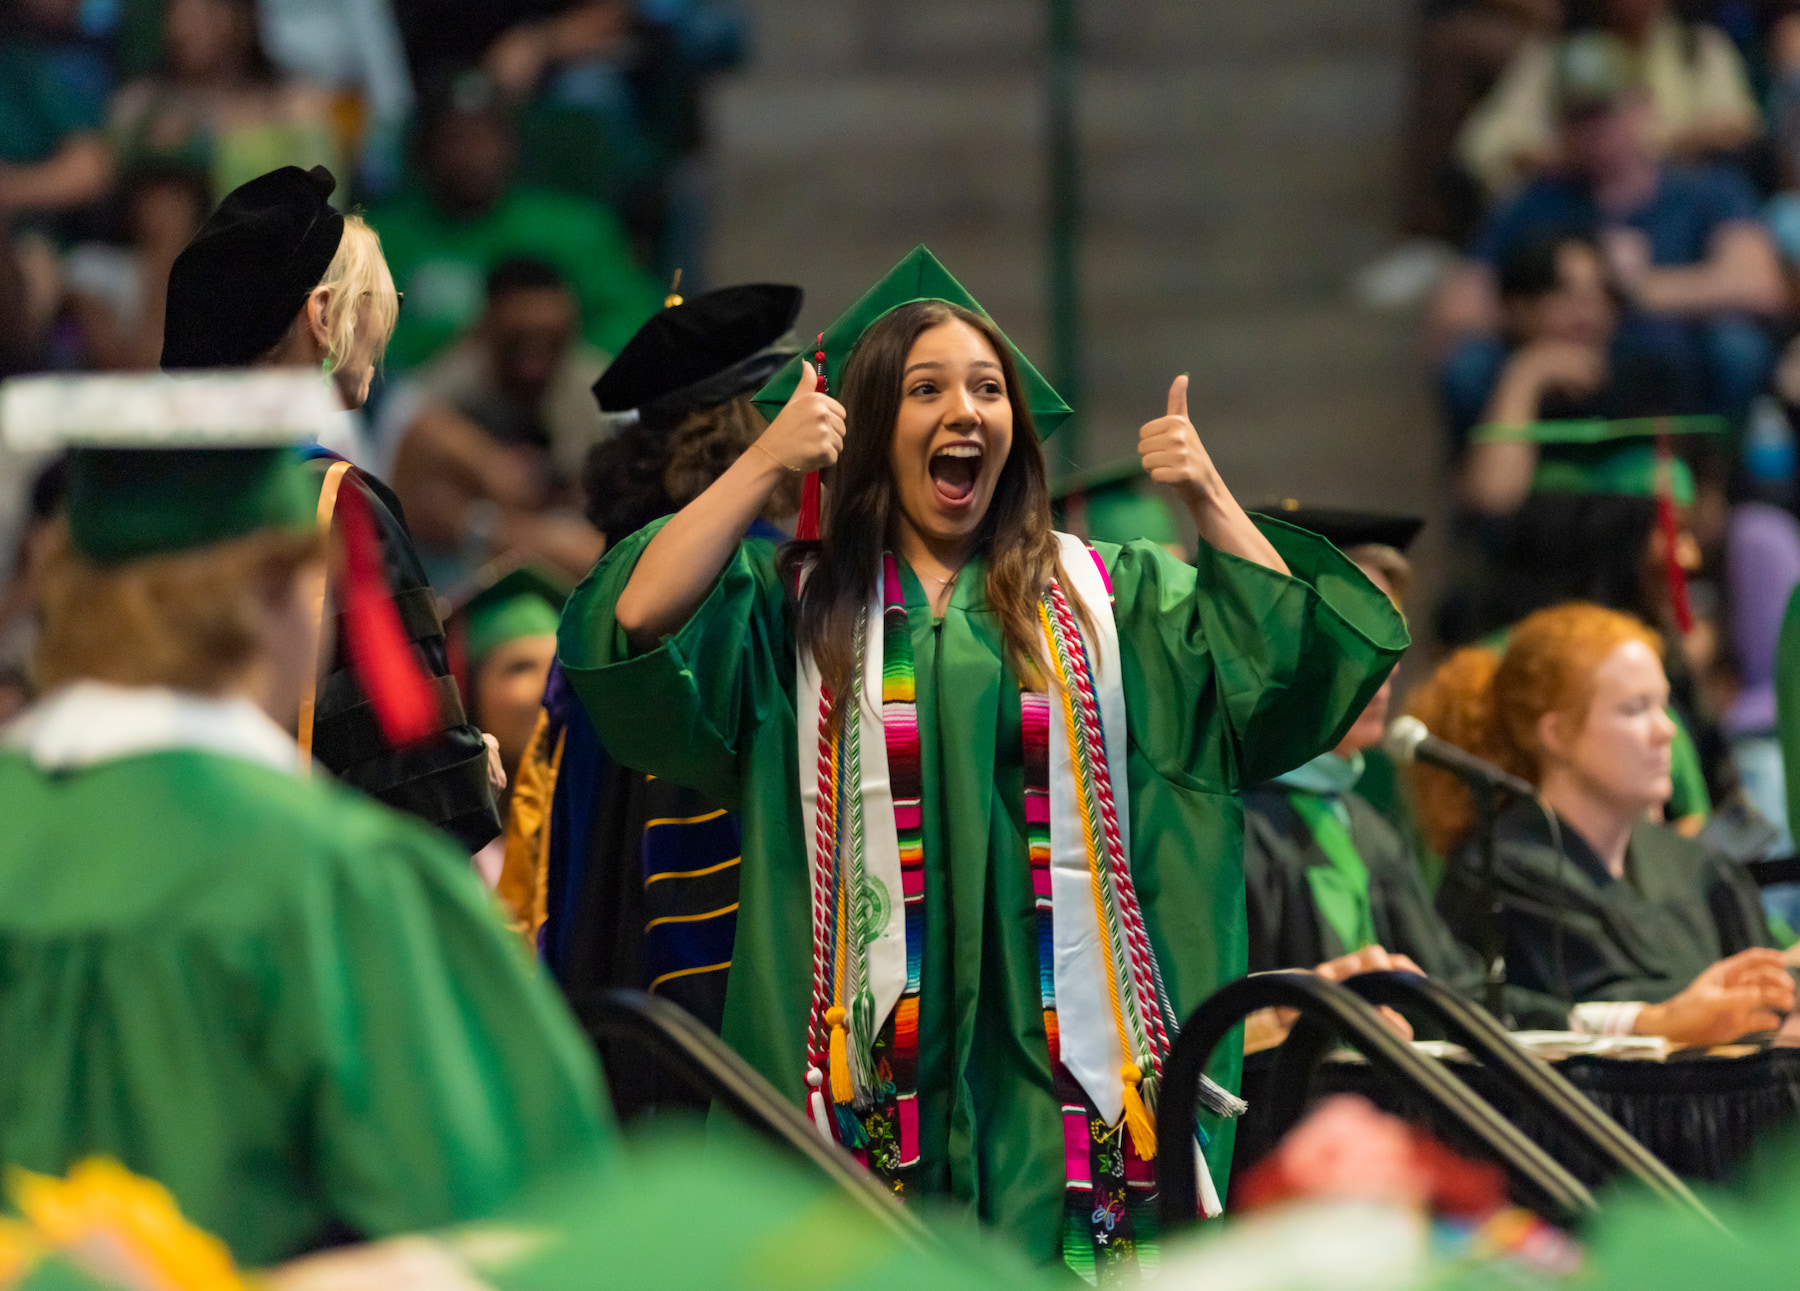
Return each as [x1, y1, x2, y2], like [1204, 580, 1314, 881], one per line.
[754, 361, 846, 476]
[1137, 375, 1221, 506]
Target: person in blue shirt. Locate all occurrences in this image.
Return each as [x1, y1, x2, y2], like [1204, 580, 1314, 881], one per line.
[1429, 30, 1784, 439]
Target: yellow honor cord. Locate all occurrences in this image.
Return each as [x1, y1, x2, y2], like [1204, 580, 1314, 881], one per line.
[1120, 1062, 1157, 1160]
[826, 1005, 853, 1105]
[1039, 601, 1151, 1157]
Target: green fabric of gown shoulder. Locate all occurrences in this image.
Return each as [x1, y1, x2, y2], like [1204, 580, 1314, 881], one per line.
[0, 748, 611, 1265]
[557, 514, 1408, 1262]
[1435, 799, 1775, 1029]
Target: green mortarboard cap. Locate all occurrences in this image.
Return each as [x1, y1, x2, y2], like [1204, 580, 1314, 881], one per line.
[1054, 459, 1179, 547]
[0, 371, 339, 564]
[457, 565, 570, 667]
[1554, 30, 1646, 116]
[1472, 414, 1727, 447]
[1533, 443, 1697, 505]
[751, 245, 1072, 437]
[1474, 414, 1726, 507]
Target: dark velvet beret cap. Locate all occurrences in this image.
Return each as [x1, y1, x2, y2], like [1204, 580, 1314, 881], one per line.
[161, 164, 346, 369]
[1270, 504, 1425, 553]
[593, 283, 802, 430]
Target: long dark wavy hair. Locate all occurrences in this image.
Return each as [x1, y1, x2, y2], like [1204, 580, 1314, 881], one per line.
[782, 300, 1075, 714]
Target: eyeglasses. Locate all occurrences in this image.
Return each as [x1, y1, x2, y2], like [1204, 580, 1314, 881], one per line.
[360, 289, 404, 316]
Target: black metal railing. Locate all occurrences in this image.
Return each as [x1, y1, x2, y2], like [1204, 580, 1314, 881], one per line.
[1154, 972, 1595, 1231]
[1337, 971, 1713, 1222]
[575, 989, 924, 1242]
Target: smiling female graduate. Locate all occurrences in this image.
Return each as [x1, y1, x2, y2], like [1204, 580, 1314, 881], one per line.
[555, 247, 1409, 1275]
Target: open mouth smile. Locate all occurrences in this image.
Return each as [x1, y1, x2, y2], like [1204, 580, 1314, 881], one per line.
[928, 442, 982, 508]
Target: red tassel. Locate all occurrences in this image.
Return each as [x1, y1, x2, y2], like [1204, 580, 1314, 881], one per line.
[797, 474, 821, 542]
[1655, 436, 1693, 636]
[333, 478, 438, 745]
[796, 333, 829, 542]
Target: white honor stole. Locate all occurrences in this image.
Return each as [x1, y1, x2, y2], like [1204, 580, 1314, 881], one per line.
[795, 534, 1221, 1213]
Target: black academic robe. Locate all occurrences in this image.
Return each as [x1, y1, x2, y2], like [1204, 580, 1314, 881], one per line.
[536, 662, 738, 1122]
[1436, 800, 1777, 1030]
[303, 456, 502, 853]
[1243, 783, 1485, 1000]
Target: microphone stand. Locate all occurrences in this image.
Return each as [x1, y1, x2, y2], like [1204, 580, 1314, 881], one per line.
[1386, 718, 1535, 1025]
[1474, 781, 1506, 1020]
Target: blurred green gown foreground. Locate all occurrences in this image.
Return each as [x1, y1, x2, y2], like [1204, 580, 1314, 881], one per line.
[0, 694, 611, 1266]
[556, 512, 1409, 1261]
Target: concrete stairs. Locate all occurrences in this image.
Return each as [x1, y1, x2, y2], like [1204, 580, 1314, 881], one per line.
[704, 0, 1443, 548]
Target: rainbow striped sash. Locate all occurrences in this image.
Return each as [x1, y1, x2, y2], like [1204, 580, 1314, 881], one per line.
[796, 534, 1234, 1277]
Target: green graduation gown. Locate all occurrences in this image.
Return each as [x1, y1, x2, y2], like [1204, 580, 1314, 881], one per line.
[0, 687, 611, 1265]
[1243, 778, 1486, 998]
[557, 518, 1409, 1262]
[1436, 799, 1777, 1030]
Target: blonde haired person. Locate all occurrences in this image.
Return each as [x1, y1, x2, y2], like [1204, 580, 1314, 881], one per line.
[0, 371, 610, 1265]
[1407, 602, 1795, 1046]
[160, 164, 506, 853]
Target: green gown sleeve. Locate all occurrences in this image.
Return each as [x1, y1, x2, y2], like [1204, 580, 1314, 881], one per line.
[276, 804, 613, 1243]
[556, 519, 792, 806]
[1103, 518, 1410, 789]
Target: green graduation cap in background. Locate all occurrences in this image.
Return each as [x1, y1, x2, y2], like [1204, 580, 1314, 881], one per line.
[454, 564, 571, 668]
[752, 244, 1073, 438]
[1053, 457, 1180, 548]
[1473, 413, 1728, 507]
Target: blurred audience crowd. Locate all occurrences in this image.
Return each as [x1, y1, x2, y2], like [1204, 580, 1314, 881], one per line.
[1383, 0, 1800, 869]
[0, 0, 746, 705]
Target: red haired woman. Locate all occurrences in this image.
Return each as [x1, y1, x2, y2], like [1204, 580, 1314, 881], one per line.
[1409, 602, 1795, 1045]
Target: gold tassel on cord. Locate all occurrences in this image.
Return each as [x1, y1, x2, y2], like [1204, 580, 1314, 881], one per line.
[1121, 1062, 1157, 1161]
[827, 1005, 853, 1104]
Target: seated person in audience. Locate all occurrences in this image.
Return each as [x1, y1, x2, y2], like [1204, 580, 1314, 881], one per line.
[367, 74, 664, 370]
[1459, 0, 1760, 201]
[108, 0, 342, 208]
[1245, 509, 1485, 1003]
[1459, 230, 1699, 509]
[1401, 0, 1564, 246]
[1406, 602, 1797, 1043]
[256, 0, 415, 195]
[63, 162, 211, 371]
[1431, 31, 1784, 434]
[0, 370, 610, 1264]
[384, 256, 607, 586]
[0, 0, 115, 222]
[1446, 415, 1742, 831]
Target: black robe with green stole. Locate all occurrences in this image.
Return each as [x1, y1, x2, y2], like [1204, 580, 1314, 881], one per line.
[1436, 800, 1777, 1030]
[1243, 780, 1485, 997]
